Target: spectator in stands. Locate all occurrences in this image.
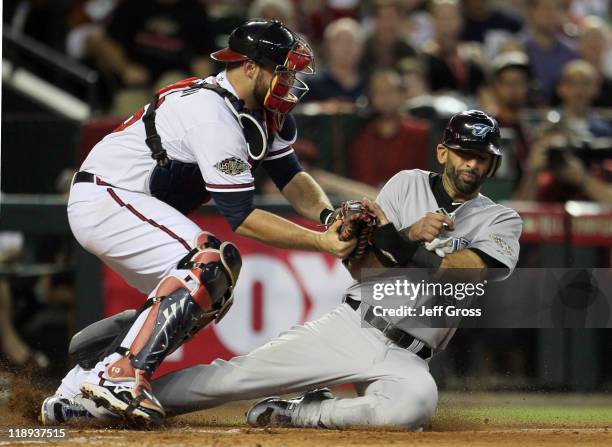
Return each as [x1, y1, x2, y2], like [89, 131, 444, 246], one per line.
[400, 0, 434, 48]
[461, 0, 523, 44]
[399, 57, 469, 120]
[399, 57, 469, 123]
[248, 0, 297, 31]
[302, 18, 366, 113]
[398, 57, 429, 102]
[579, 16, 612, 108]
[513, 119, 611, 202]
[554, 152, 612, 204]
[66, 0, 118, 61]
[513, 123, 570, 201]
[556, 60, 612, 138]
[89, 0, 215, 116]
[359, 0, 417, 79]
[421, 0, 486, 96]
[482, 52, 533, 181]
[521, 0, 578, 104]
[295, 0, 360, 46]
[349, 69, 430, 187]
[64, 0, 121, 110]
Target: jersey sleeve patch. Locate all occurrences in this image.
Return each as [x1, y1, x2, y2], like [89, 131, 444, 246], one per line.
[214, 157, 251, 176]
[488, 232, 517, 258]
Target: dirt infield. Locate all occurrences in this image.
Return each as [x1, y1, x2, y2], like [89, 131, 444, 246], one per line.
[2, 424, 610, 447]
[1, 381, 611, 447]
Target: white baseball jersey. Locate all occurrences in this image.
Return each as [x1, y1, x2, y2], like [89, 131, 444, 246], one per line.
[81, 71, 296, 195]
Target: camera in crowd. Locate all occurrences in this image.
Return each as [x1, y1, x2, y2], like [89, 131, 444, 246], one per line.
[547, 137, 612, 170]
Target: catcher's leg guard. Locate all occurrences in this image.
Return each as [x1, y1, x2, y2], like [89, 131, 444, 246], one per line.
[81, 231, 241, 426]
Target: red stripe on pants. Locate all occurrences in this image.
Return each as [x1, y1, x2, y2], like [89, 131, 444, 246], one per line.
[106, 188, 192, 252]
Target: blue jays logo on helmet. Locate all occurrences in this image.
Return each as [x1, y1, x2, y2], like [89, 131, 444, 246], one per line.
[467, 123, 495, 139]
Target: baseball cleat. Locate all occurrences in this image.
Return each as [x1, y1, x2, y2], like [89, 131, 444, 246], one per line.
[40, 395, 94, 425]
[80, 355, 166, 427]
[246, 388, 334, 427]
[246, 396, 292, 427]
[80, 382, 164, 427]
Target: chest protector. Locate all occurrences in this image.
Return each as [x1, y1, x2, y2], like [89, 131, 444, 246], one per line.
[145, 79, 268, 214]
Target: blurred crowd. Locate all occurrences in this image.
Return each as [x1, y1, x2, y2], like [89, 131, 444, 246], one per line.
[4, 0, 612, 204]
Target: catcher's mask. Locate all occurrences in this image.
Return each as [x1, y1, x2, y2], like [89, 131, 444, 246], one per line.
[211, 20, 315, 135]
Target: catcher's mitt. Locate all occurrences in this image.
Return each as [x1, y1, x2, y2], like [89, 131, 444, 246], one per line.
[327, 200, 377, 260]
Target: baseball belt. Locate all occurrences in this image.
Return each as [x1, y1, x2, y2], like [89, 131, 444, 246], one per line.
[344, 296, 433, 361]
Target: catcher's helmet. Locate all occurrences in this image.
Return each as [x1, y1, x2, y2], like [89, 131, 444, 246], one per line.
[441, 110, 502, 177]
[211, 20, 314, 134]
[211, 20, 311, 69]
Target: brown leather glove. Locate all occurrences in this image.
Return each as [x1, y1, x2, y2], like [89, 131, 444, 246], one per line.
[327, 200, 378, 261]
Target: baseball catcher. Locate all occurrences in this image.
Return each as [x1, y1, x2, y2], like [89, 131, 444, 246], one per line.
[40, 20, 356, 427]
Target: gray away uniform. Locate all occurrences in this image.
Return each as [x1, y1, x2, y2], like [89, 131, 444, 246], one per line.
[152, 169, 522, 429]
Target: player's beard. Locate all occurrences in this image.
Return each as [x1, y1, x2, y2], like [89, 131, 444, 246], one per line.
[446, 163, 486, 195]
[253, 71, 270, 109]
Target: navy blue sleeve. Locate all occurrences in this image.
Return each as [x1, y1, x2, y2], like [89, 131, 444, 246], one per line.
[210, 190, 255, 231]
[262, 151, 304, 191]
[278, 114, 297, 141]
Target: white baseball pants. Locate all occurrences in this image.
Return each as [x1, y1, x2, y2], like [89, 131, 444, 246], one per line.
[57, 181, 203, 397]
